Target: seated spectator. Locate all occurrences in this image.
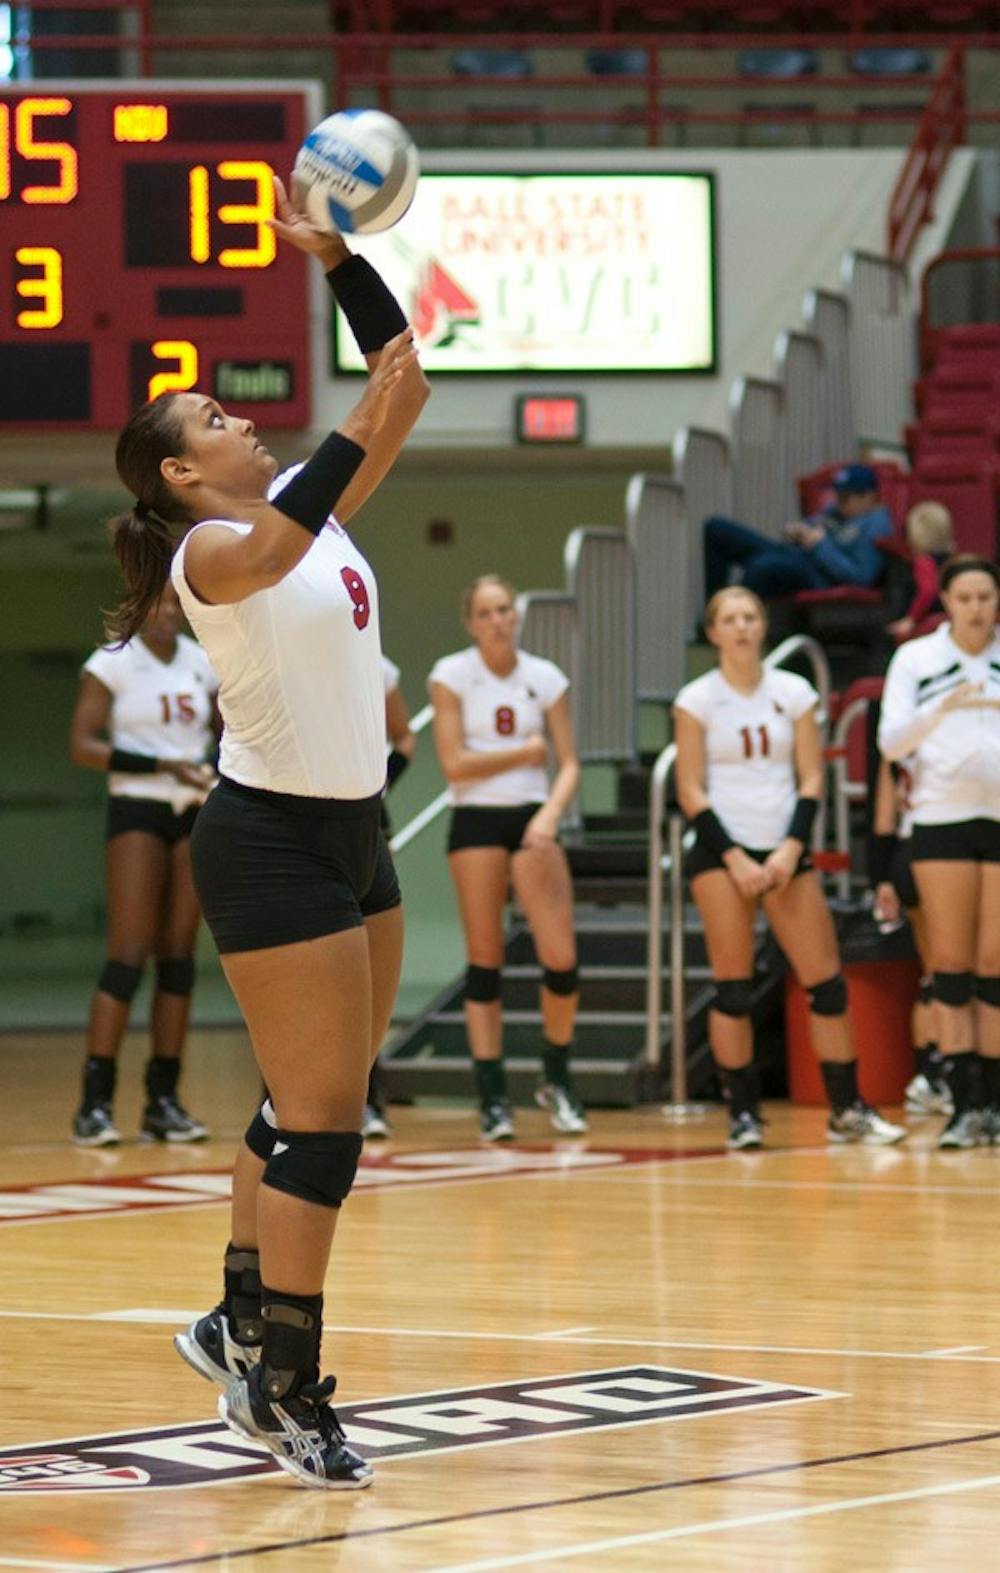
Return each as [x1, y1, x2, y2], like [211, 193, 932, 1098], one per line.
[703, 463, 893, 601]
[885, 501, 955, 643]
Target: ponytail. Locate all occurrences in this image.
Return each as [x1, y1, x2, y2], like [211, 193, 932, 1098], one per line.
[104, 504, 181, 646]
[105, 393, 190, 647]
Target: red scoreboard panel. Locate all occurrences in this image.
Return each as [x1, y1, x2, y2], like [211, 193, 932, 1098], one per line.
[0, 84, 314, 430]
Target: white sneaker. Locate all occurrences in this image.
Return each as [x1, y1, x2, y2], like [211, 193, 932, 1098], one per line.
[361, 1103, 390, 1140]
[904, 1073, 953, 1116]
[535, 1083, 589, 1134]
[828, 1102, 907, 1146]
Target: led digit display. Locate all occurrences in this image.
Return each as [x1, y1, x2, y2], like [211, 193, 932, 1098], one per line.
[0, 84, 313, 429]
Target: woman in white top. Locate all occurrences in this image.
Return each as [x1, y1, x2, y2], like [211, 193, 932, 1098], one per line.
[429, 574, 585, 1141]
[68, 582, 218, 1147]
[674, 586, 905, 1150]
[101, 179, 428, 1489]
[878, 554, 1000, 1149]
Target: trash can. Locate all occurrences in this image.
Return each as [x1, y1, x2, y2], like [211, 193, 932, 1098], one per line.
[784, 907, 920, 1107]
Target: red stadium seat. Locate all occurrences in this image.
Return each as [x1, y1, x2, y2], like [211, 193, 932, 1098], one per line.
[797, 458, 906, 522]
[906, 413, 1000, 467]
[915, 368, 1000, 423]
[904, 459, 999, 557]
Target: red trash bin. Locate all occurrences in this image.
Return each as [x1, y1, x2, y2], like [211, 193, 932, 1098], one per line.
[785, 959, 921, 1106]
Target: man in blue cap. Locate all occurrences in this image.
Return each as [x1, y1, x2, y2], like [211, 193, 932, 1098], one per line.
[703, 463, 893, 601]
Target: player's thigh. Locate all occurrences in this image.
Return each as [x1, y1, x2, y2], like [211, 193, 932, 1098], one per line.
[690, 870, 756, 977]
[912, 860, 980, 971]
[157, 835, 202, 957]
[976, 863, 1000, 975]
[763, 872, 840, 988]
[220, 927, 373, 1128]
[447, 847, 511, 964]
[105, 832, 170, 957]
[511, 842, 576, 969]
[365, 903, 405, 1055]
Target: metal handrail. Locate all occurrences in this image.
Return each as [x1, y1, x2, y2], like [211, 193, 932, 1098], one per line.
[644, 633, 833, 1082]
[385, 702, 446, 855]
[828, 693, 872, 901]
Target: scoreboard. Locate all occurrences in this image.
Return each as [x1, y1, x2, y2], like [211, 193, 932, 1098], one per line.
[0, 84, 317, 430]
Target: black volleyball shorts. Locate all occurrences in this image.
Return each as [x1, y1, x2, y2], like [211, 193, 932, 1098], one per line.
[106, 796, 199, 846]
[191, 776, 401, 954]
[447, 804, 541, 855]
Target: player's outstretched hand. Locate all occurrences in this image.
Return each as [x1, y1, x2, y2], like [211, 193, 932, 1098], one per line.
[268, 174, 350, 264]
[352, 329, 420, 436]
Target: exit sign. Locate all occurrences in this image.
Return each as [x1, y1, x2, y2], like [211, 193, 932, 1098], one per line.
[515, 395, 585, 444]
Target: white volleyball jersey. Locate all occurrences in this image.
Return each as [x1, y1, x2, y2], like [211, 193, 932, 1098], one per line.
[83, 634, 218, 811]
[428, 646, 569, 808]
[674, 667, 818, 847]
[171, 468, 385, 799]
[878, 623, 1000, 826]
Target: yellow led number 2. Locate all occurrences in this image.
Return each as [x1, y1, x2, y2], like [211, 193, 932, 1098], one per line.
[189, 161, 276, 268]
[147, 341, 199, 403]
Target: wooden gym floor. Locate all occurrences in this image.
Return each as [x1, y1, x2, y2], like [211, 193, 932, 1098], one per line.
[3, 1027, 1000, 1572]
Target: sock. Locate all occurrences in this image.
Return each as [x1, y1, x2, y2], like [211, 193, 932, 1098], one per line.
[82, 1055, 116, 1107]
[223, 1244, 263, 1345]
[915, 1044, 938, 1080]
[980, 1056, 1000, 1112]
[260, 1288, 324, 1400]
[720, 1063, 760, 1119]
[145, 1055, 180, 1101]
[820, 1059, 859, 1114]
[474, 1058, 508, 1106]
[944, 1051, 981, 1115]
[541, 1040, 572, 1090]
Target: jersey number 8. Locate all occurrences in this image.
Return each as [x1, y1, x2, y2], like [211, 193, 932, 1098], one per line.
[495, 705, 515, 736]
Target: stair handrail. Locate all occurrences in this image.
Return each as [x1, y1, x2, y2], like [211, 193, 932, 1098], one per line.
[644, 633, 833, 1084]
[386, 702, 452, 856]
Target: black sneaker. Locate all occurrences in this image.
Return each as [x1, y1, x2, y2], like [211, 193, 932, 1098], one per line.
[361, 1102, 390, 1140]
[174, 1306, 260, 1388]
[937, 1110, 983, 1149]
[140, 1096, 209, 1143]
[480, 1100, 515, 1142]
[72, 1103, 121, 1147]
[727, 1110, 764, 1150]
[219, 1367, 373, 1489]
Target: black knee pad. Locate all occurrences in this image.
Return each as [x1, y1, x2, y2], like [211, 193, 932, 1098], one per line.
[712, 978, 754, 1018]
[975, 976, 1000, 1008]
[465, 964, 501, 1003]
[807, 974, 848, 1016]
[262, 1129, 363, 1209]
[542, 966, 578, 997]
[918, 975, 934, 1006]
[156, 957, 195, 996]
[244, 1098, 278, 1160]
[98, 960, 143, 1003]
[934, 970, 975, 1007]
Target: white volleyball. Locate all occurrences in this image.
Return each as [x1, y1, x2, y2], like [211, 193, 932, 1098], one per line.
[293, 109, 419, 236]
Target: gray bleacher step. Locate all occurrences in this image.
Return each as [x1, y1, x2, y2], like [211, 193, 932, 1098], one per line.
[429, 1009, 651, 1027]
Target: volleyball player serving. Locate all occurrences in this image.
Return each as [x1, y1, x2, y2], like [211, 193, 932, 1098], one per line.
[104, 176, 428, 1488]
[429, 575, 586, 1139]
[674, 587, 906, 1149]
[69, 582, 217, 1146]
[879, 555, 1000, 1149]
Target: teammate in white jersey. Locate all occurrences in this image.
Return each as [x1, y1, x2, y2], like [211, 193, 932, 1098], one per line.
[879, 555, 1000, 1149]
[429, 574, 586, 1140]
[68, 583, 218, 1147]
[674, 587, 905, 1150]
[102, 178, 428, 1489]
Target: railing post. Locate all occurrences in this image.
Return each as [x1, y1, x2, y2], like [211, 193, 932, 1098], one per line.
[668, 813, 686, 1103]
[643, 744, 670, 1067]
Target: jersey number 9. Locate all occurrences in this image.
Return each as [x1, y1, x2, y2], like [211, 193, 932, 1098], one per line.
[340, 567, 370, 631]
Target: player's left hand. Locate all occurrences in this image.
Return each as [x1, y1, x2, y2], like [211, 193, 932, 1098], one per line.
[762, 842, 800, 891]
[521, 809, 559, 850]
[268, 174, 350, 265]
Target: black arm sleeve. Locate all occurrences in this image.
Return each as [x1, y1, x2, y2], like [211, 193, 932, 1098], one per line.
[787, 796, 819, 846]
[109, 748, 158, 774]
[270, 433, 367, 537]
[327, 255, 408, 355]
[691, 808, 736, 858]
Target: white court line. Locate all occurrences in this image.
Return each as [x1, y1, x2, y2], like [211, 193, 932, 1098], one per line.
[529, 1327, 596, 1339]
[924, 1345, 987, 1357]
[0, 1559, 114, 1572]
[589, 1169, 1000, 1198]
[431, 1471, 1000, 1572]
[0, 1308, 996, 1365]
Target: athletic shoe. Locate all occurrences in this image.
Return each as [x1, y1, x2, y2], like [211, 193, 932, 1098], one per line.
[361, 1103, 390, 1140]
[727, 1110, 764, 1150]
[219, 1367, 373, 1489]
[904, 1073, 954, 1117]
[979, 1109, 1000, 1145]
[72, 1103, 121, 1147]
[535, 1082, 589, 1135]
[480, 1101, 515, 1142]
[140, 1096, 209, 1143]
[827, 1102, 907, 1146]
[174, 1306, 260, 1388]
[937, 1110, 983, 1150]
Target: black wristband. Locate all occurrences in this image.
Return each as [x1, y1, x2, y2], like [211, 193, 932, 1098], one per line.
[868, 832, 897, 887]
[386, 748, 410, 787]
[787, 796, 819, 846]
[271, 433, 366, 536]
[692, 808, 736, 858]
[109, 748, 158, 774]
[326, 255, 408, 355]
